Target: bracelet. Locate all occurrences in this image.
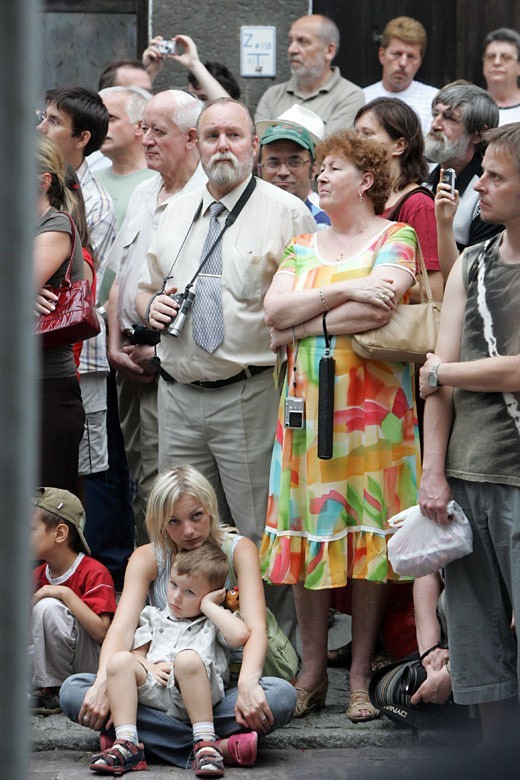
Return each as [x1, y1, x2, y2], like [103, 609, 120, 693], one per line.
[319, 287, 330, 311]
[419, 642, 442, 663]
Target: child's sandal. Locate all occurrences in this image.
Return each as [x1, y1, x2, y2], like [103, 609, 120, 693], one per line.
[89, 738, 147, 775]
[192, 740, 225, 778]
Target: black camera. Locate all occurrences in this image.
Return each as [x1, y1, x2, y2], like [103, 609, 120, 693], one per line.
[131, 325, 160, 346]
[403, 663, 427, 695]
[166, 288, 196, 337]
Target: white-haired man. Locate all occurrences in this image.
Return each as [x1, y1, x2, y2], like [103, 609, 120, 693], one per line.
[95, 86, 156, 228]
[106, 90, 206, 544]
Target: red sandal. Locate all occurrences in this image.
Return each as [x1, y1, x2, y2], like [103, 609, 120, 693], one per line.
[216, 731, 258, 766]
[89, 739, 147, 775]
[192, 740, 224, 778]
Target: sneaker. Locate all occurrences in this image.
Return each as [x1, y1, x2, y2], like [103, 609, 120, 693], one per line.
[32, 687, 62, 715]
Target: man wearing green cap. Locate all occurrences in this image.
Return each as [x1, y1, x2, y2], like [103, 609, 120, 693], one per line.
[257, 121, 330, 228]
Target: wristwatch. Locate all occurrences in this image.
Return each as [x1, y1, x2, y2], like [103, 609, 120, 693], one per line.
[428, 362, 442, 389]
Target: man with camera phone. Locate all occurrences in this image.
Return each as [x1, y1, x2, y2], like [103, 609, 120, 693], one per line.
[136, 97, 314, 638]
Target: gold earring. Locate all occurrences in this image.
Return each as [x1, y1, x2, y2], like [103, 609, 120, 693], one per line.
[358, 191, 364, 202]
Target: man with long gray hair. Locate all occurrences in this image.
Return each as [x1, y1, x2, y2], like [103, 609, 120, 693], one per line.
[425, 82, 503, 278]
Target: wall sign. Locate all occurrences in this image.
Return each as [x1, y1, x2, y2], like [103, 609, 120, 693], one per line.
[240, 26, 276, 77]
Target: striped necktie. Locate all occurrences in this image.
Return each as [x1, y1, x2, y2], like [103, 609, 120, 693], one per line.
[192, 201, 226, 353]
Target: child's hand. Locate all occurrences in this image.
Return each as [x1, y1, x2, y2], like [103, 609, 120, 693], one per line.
[200, 588, 226, 613]
[149, 661, 172, 686]
[33, 584, 68, 605]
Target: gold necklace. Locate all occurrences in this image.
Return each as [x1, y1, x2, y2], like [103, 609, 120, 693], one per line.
[329, 218, 375, 261]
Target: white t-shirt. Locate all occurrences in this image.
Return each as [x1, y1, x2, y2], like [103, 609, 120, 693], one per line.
[498, 103, 520, 125]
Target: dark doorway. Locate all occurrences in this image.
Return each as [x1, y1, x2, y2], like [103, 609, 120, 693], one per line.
[313, 0, 520, 91]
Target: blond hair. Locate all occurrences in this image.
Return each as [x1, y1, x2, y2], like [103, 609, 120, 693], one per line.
[145, 465, 236, 558]
[483, 123, 520, 173]
[172, 542, 228, 590]
[35, 135, 67, 210]
[381, 17, 427, 56]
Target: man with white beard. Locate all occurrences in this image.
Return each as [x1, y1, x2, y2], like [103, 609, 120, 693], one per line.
[136, 98, 314, 641]
[424, 83, 502, 262]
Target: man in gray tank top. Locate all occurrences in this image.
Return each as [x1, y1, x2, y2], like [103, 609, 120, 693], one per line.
[418, 122, 520, 748]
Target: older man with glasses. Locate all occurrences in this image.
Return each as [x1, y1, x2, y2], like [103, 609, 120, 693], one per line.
[257, 106, 330, 228]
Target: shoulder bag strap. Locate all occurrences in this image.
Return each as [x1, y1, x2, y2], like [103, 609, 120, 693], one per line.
[414, 242, 435, 303]
[60, 212, 77, 287]
[385, 185, 434, 222]
[375, 222, 434, 304]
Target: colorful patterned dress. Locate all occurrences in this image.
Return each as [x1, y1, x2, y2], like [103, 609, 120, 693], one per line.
[260, 222, 421, 590]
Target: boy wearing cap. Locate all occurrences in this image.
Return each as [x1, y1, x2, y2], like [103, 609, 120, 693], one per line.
[256, 106, 330, 229]
[30, 487, 117, 715]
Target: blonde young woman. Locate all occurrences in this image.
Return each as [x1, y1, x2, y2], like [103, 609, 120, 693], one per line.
[60, 465, 295, 768]
[34, 135, 85, 493]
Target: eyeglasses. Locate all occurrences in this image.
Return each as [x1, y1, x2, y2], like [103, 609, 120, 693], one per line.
[483, 52, 518, 64]
[259, 156, 311, 172]
[35, 109, 70, 129]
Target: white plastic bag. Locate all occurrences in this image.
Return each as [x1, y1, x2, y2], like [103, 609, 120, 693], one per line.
[387, 501, 473, 577]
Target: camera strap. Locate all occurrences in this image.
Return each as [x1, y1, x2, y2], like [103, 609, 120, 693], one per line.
[288, 327, 301, 399]
[187, 175, 257, 290]
[161, 175, 257, 293]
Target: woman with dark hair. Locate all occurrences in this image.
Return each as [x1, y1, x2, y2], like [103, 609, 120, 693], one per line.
[260, 130, 422, 723]
[355, 97, 443, 302]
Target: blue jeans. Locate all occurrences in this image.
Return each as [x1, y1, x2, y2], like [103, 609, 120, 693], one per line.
[83, 371, 134, 589]
[60, 673, 297, 767]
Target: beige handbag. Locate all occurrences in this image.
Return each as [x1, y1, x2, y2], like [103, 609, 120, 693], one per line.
[351, 245, 441, 364]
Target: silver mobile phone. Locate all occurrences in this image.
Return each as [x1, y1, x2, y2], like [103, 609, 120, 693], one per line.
[441, 168, 456, 196]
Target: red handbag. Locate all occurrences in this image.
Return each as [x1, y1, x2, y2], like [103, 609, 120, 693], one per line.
[34, 214, 100, 349]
